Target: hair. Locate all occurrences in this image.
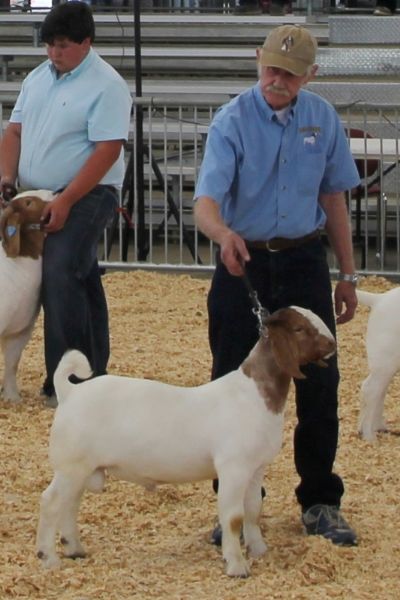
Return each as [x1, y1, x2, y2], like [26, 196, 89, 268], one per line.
[257, 62, 315, 79]
[40, 1, 95, 45]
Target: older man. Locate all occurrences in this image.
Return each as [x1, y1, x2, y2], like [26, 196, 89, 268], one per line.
[194, 25, 360, 546]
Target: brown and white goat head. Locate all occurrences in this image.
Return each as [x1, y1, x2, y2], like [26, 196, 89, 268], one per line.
[264, 306, 336, 379]
[0, 190, 54, 259]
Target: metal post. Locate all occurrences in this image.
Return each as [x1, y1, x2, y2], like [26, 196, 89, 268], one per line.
[134, 0, 148, 260]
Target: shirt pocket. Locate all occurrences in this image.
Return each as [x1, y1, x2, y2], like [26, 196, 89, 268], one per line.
[297, 140, 326, 194]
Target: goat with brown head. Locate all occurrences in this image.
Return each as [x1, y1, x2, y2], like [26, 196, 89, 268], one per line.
[0, 189, 54, 403]
[35, 306, 337, 577]
[264, 306, 336, 380]
[0, 191, 54, 259]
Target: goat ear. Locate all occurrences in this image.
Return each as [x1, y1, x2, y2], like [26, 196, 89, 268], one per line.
[268, 327, 306, 379]
[1, 211, 21, 258]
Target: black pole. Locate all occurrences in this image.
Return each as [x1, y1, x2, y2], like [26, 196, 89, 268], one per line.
[134, 0, 148, 260]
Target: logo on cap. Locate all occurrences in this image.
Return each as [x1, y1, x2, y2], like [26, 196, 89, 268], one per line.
[281, 36, 294, 53]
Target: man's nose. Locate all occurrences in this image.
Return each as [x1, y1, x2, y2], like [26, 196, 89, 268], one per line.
[274, 70, 287, 83]
[49, 47, 61, 58]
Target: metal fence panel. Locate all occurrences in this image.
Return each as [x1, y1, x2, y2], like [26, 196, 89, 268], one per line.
[99, 98, 400, 280]
[1, 98, 399, 278]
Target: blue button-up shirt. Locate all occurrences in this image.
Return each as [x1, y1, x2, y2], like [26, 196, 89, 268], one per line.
[194, 83, 360, 241]
[10, 48, 132, 191]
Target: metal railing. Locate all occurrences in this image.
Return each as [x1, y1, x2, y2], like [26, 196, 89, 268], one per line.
[1, 97, 399, 278]
[100, 96, 400, 278]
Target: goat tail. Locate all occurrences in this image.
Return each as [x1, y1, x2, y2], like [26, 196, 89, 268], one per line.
[356, 290, 381, 308]
[53, 349, 93, 403]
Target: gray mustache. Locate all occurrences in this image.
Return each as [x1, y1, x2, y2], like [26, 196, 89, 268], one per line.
[266, 85, 290, 97]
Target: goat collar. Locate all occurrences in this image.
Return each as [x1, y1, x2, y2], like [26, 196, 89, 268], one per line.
[25, 224, 43, 231]
[3, 223, 42, 240]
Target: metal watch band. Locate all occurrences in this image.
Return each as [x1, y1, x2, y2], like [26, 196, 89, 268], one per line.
[338, 273, 358, 285]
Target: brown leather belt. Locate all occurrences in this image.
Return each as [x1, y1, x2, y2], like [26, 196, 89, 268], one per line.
[56, 184, 118, 196]
[245, 230, 320, 252]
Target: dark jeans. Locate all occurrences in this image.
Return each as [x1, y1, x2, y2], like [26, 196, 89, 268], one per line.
[208, 237, 344, 510]
[41, 186, 117, 395]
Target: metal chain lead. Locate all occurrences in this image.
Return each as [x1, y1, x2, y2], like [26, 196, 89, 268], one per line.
[241, 270, 269, 337]
[251, 291, 269, 337]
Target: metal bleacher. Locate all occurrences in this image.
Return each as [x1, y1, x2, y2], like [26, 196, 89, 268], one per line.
[1, 11, 400, 93]
[1, 43, 400, 81]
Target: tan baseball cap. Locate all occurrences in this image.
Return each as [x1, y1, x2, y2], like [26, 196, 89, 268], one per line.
[258, 25, 317, 76]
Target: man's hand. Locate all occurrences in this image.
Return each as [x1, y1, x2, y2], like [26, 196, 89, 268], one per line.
[334, 281, 358, 324]
[219, 230, 250, 276]
[40, 194, 72, 233]
[193, 196, 250, 276]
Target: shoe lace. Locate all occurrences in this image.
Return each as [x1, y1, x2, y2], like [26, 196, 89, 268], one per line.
[318, 505, 348, 529]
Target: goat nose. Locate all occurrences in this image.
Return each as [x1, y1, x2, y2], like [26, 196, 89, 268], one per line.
[325, 339, 337, 357]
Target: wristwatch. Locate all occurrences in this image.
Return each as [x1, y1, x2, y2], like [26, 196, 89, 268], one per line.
[338, 273, 358, 286]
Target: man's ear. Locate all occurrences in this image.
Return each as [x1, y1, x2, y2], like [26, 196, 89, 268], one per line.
[1, 211, 20, 258]
[304, 64, 318, 84]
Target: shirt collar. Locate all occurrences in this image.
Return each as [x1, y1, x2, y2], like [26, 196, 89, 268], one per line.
[48, 47, 95, 81]
[254, 82, 300, 124]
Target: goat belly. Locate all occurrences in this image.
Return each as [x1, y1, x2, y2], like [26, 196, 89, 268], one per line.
[101, 436, 218, 485]
[106, 454, 216, 487]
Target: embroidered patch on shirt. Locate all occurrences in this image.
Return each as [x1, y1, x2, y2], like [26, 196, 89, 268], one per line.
[304, 135, 317, 145]
[303, 132, 322, 153]
[298, 126, 321, 134]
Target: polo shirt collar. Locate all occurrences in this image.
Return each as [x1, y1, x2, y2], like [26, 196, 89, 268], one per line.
[48, 46, 95, 81]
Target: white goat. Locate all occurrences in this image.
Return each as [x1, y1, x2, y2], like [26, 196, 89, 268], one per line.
[0, 190, 54, 402]
[36, 306, 336, 577]
[357, 287, 400, 441]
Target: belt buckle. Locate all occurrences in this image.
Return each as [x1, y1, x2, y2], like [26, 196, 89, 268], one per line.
[266, 240, 280, 252]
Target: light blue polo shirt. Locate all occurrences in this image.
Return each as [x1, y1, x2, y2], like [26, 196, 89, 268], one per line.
[194, 83, 360, 241]
[10, 48, 132, 191]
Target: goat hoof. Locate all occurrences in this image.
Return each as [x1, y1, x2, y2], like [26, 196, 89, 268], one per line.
[66, 551, 87, 560]
[37, 552, 61, 569]
[61, 537, 86, 559]
[248, 539, 267, 558]
[225, 559, 250, 578]
[358, 428, 376, 442]
[64, 546, 87, 560]
[2, 393, 22, 404]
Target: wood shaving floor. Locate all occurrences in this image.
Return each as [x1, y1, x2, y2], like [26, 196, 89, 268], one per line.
[1, 271, 399, 599]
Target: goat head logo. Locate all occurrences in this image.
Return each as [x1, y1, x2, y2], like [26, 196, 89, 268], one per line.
[281, 36, 294, 53]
